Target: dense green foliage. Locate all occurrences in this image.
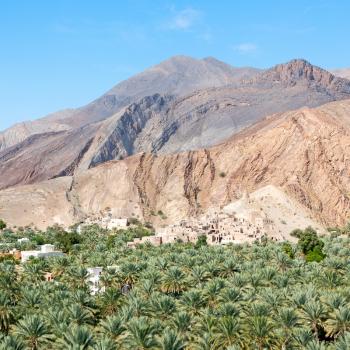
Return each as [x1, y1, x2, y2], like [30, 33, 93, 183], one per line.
[0, 219, 6, 230]
[292, 227, 326, 262]
[0, 225, 350, 349]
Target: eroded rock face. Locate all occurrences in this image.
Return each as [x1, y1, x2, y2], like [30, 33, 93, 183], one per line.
[2, 59, 350, 190]
[0, 125, 98, 189]
[1, 99, 350, 229]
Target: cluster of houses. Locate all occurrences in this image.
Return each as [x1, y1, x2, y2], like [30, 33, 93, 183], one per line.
[0, 242, 65, 263]
[127, 209, 276, 248]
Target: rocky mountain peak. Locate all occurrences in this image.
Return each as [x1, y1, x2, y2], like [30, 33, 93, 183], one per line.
[272, 58, 333, 83]
[250, 59, 350, 95]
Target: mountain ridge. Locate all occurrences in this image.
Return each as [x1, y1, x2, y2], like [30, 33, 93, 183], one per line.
[1, 57, 350, 192]
[1, 99, 350, 231]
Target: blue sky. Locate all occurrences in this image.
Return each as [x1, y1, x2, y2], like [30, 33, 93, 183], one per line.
[1, 0, 350, 131]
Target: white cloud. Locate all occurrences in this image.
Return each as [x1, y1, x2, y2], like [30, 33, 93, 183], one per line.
[234, 43, 258, 54]
[168, 8, 201, 30]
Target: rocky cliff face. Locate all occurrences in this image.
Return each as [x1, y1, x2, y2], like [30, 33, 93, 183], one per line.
[0, 125, 98, 188]
[1, 59, 350, 190]
[1, 99, 350, 230]
[90, 94, 174, 166]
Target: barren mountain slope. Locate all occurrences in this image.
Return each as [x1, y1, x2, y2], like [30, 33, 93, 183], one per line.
[332, 68, 350, 80]
[0, 56, 257, 151]
[223, 185, 325, 240]
[1, 99, 349, 230]
[1, 59, 350, 190]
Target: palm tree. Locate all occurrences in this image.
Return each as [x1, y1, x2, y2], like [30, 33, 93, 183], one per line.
[65, 303, 94, 326]
[203, 278, 225, 308]
[180, 290, 206, 317]
[125, 317, 159, 350]
[192, 332, 214, 350]
[13, 315, 53, 350]
[216, 303, 239, 318]
[334, 332, 350, 350]
[97, 288, 123, 316]
[0, 263, 18, 296]
[0, 335, 25, 350]
[319, 270, 343, 290]
[170, 312, 192, 339]
[67, 266, 90, 290]
[292, 328, 314, 348]
[150, 294, 176, 321]
[43, 307, 69, 337]
[18, 288, 42, 313]
[324, 292, 347, 310]
[275, 307, 300, 349]
[301, 301, 328, 340]
[161, 267, 187, 295]
[120, 262, 140, 286]
[325, 306, 350, 338]
[99, 315, 125, 344]
[57, 325, 94, 349]
[0, 292, 14, 334]
[157, 329, 185, 350]
[212, 316, 241, 349]
[126, 295, 150, 318]
[219, 259, 240, 278]
[217, 287, 242, 304]
[138, 279, 156, 298]
[22, 262, 45, 284]
[275, 252, 293, 272]
[304, 339, 329, 350]
[93, 336, 116, 350]
[51, 256, 70, 278]
[188, 266, 209, 287]
[246, 316, 274, 350]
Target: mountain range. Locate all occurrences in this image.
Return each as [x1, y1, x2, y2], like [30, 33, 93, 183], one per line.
[1, 56, 350, 234]
[1, 57, 350, 191]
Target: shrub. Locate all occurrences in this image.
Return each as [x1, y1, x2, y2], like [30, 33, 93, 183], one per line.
[305, 246, 326, 263]
[195, 235, 208, 248]
[290, 228, 303, 238]
[297, 227, 324, 255]
[282, 242, 295, 258]
[128, 217, 142, 226]
[295, 226, 326, 262]
[0, 219, 6, 230]
[55, 231, 82, 253]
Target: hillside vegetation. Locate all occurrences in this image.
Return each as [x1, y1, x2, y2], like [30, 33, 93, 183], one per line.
[0, 224, 350, 349]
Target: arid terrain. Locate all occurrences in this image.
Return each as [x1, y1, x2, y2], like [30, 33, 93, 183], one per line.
[1, 58, 350, 191]
[1, 98, 350, 235]
[332, 67, 350, 80]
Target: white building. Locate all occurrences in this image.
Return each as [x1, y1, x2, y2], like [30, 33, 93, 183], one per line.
[87, 267, 104, 295]
[21, 244, 65, 263]
[17, 238, 30, 244]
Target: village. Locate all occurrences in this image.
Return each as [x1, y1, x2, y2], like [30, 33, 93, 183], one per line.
[127, 207, 278, 248]
[0, 201, 281, 295]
